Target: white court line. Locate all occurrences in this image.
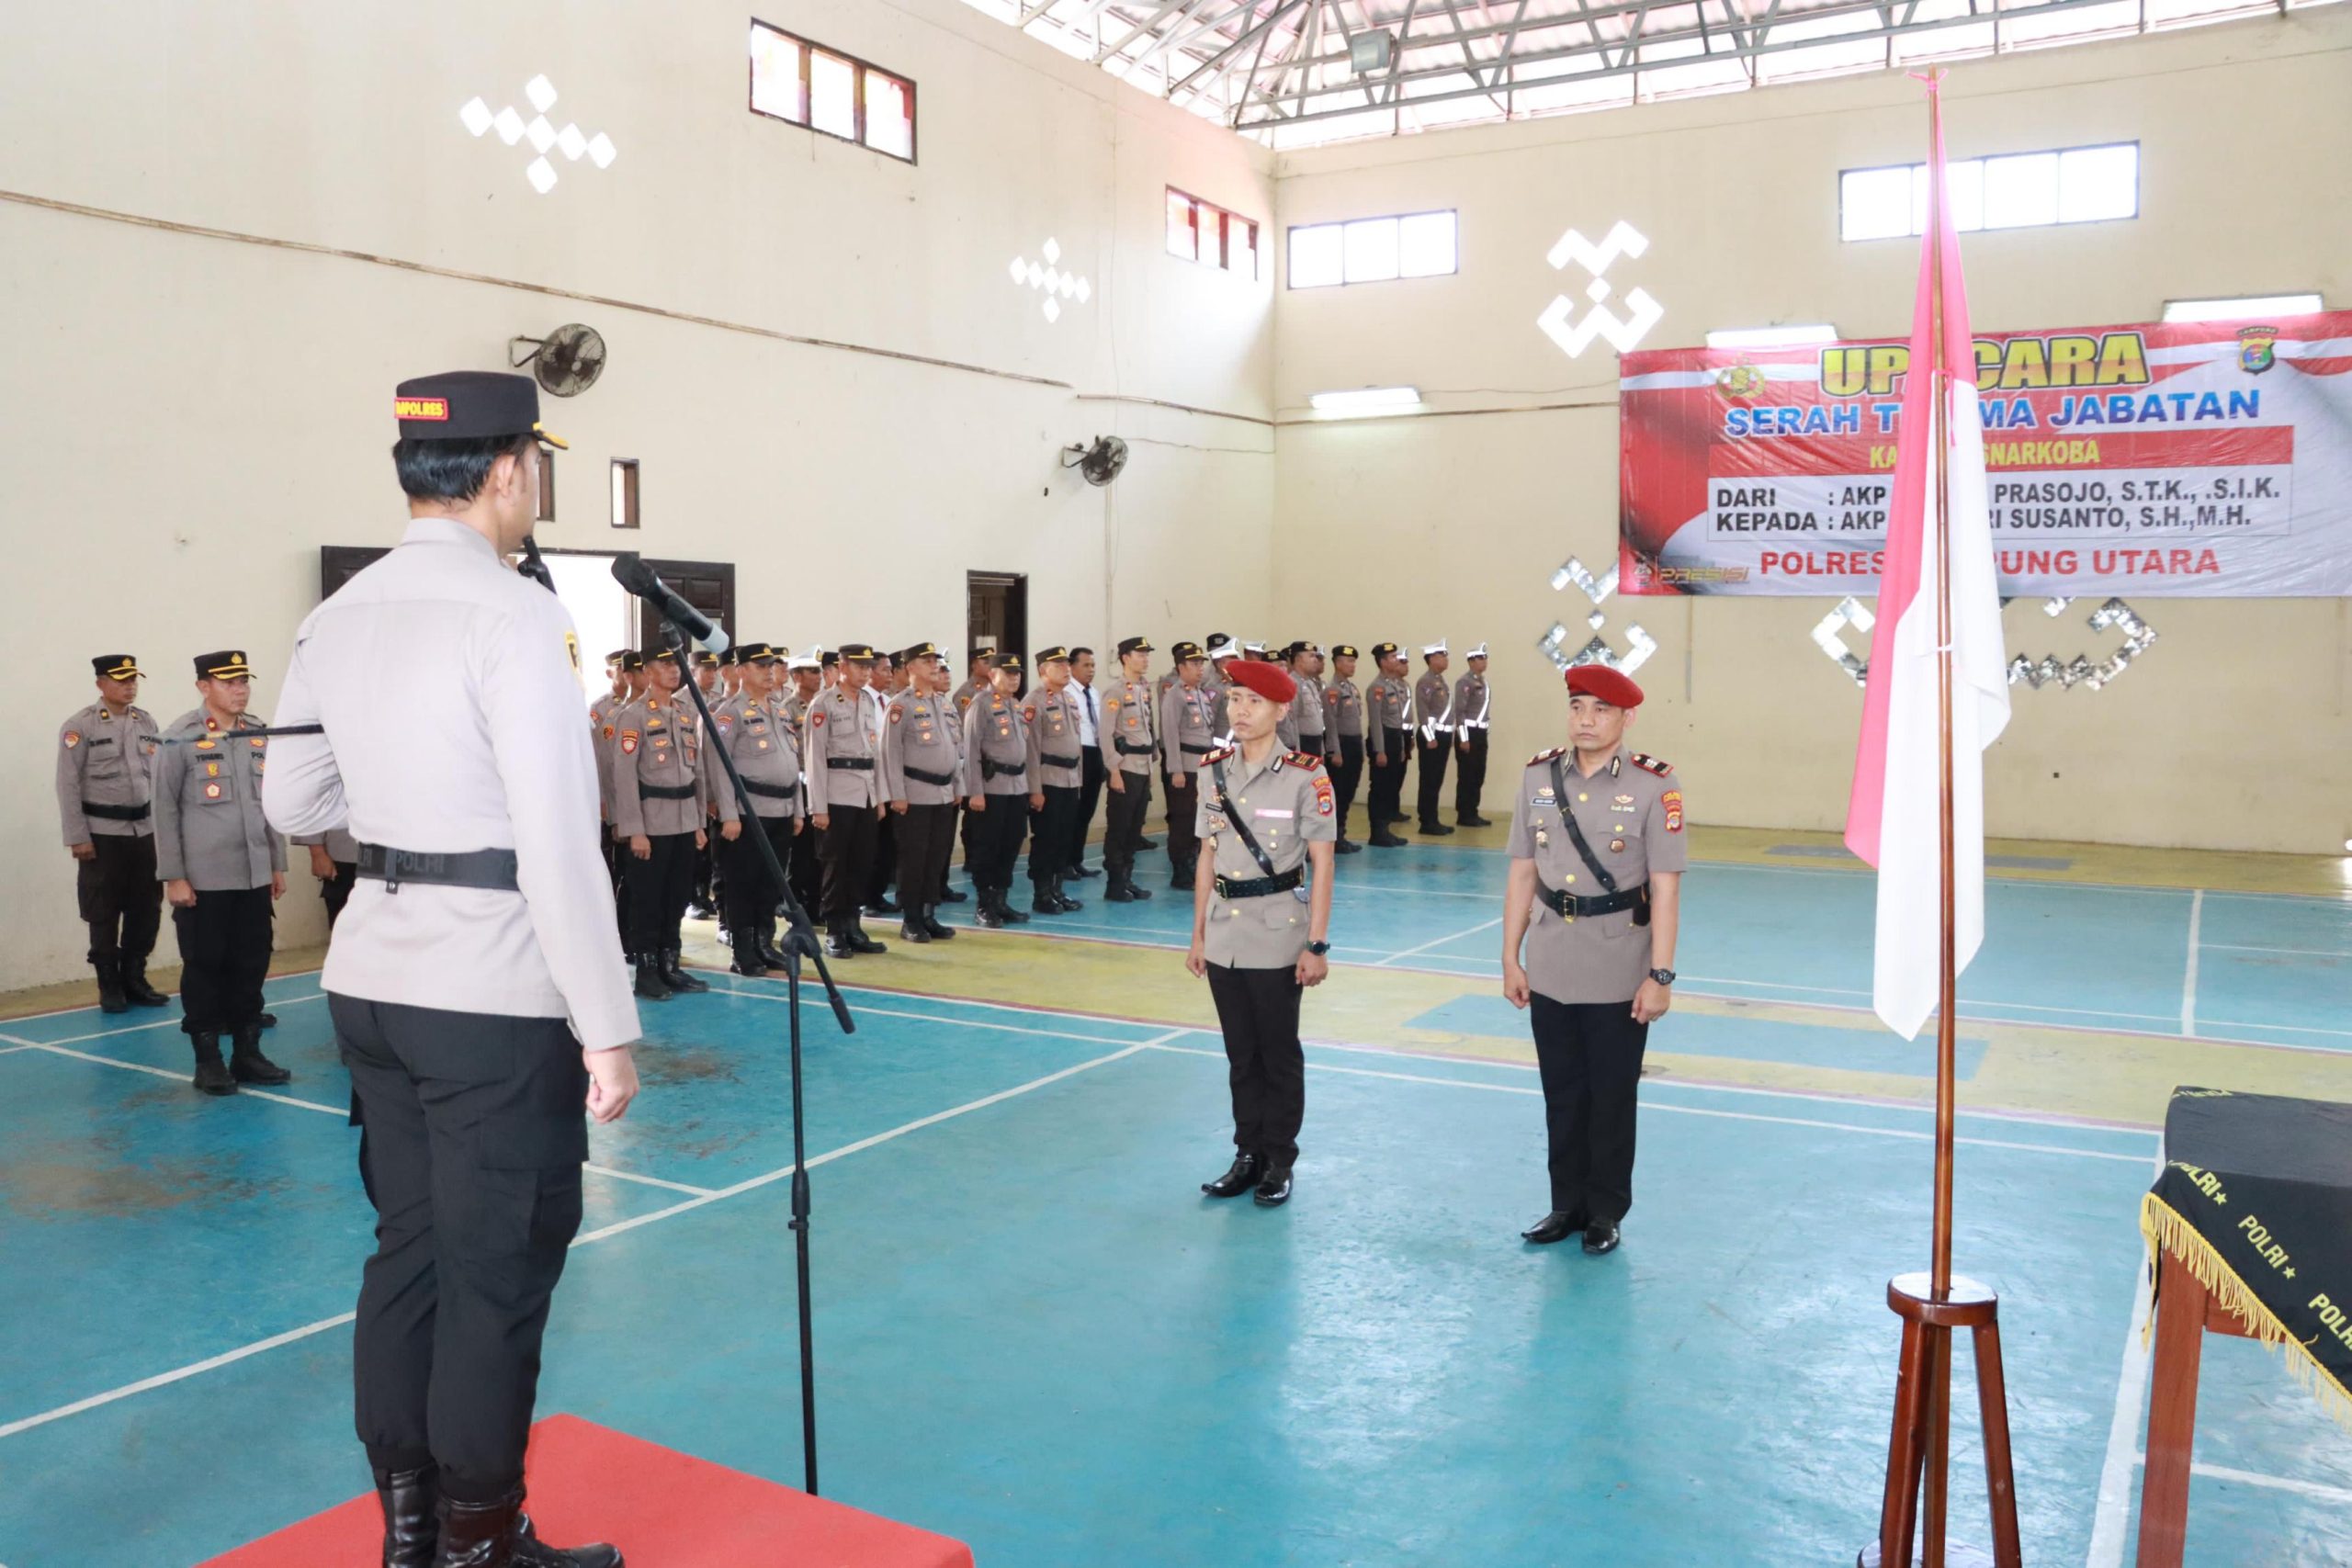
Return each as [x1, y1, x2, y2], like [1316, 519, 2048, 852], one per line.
[1146, 1045, 2151, 1163]
[0, 1035, 1169, 1443]
[33, 991, 329, 1048]
[2132, 1455, 2352, 1506]
[1374, 916, 1504, 967]
[2181, 888, 2204, 1037]
[720, 988, 1148, 1049]
[2086, 1155, 2165, 1568]
[2200, 942, 2352, 958]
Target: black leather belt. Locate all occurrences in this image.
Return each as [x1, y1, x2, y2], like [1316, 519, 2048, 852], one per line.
[1299, 731, 1325, 747]
[1114, 739, 1156, 756]
[1040, 752, 1080, 769]
[1215, 866, 1305, 901]
[981, 757, 1023, 780]
[1538, 883, 1648, 919]
[640, 783, 697, 800]
[1180, 742, 1212, 755]
[742, 778, 798, 799]
[82, 800, 151, 821]
[356, 842, 520, 893]
[904, 765, 956, 787]
[826, 757, 874, 772]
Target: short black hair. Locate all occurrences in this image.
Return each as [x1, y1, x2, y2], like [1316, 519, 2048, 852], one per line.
[390, 433, 536, 505]
[1070, 646, 1094, 660]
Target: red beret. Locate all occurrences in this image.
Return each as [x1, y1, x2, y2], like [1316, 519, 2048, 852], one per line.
[1224, 659, 1297, 705]
[1566, 665, 1645, 708]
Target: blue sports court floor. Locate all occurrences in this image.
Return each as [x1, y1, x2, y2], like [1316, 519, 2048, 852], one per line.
[2, 829, 2346, 1565]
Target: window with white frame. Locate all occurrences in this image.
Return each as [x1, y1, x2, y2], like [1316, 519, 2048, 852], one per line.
[1167, 188, 1261, 278]
[1287, 210, 1458, 288]
[1840, 143, 2136, 242]
[749, 19, 917, 163]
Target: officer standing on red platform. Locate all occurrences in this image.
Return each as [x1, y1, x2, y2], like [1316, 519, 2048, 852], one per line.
[57, 654, 170, 1012]
[1501, 664, 1684, 1257]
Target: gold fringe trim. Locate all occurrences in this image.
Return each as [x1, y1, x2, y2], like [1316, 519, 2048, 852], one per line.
[2141, 1193, 2352, 1434]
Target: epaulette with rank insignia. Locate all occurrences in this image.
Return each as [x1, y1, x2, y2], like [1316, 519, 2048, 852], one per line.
[1633, 752, 1672, 776]
[1527, 746, 1566, 765]
[1285, 750, 1325, 772]
[1203, 744, 1236, 764]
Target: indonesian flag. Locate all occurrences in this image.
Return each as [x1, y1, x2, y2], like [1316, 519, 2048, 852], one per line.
[1843, 79, 2012, 1042]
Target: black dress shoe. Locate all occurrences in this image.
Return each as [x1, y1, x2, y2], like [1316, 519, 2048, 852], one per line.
[1032, 889, 1063, 916]
[1000, 896, 1031, 923]
[1520, 1211, 1585, 1246]
[1052, 879, 1084, 912]
[921, 908, 956, 940]
[938, 885, 968, 903]
[824, 930, 854, 959]
[685, 901, 716, 922]
[1419, 822, 1456, 836]
[1104, 879, 1138, 903]
[229, 1027, 291, 1085]
[1069, 863, 1101, 879]
[899, 919, 932, 944]
[431, 1484, 620, 1567]
[659, 952, 708, 993]
[1458, 813, 1493, 828]
[95, 960, 130, 1014]
[844, 924, 887, 954]
[374, 1462, 438, 1568]
[258, 1011, 278, 1029]
[729, 954, 770, 976]
[1137, 836, 1158, 851]
[1252, 1167, 1295, 1207]
[757, 935, 792, 969]
[1201, 1154, 1263, 1198]
[1334, 839, 1363, 854]
[976, 902, 1006, 930]
[1372, 832, 1408, 848]
[1582, 1221, 1622, 1256]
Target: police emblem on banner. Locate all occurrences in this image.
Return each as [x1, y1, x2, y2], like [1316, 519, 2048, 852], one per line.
[2237, 325, 2278, 375]
[1714, 362, 1764, 398]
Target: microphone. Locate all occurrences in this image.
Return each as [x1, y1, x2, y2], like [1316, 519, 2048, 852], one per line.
[610, 552, 729, 655]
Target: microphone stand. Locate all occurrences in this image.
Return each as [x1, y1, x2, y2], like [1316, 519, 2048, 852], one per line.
[646, 613, 851, 1497]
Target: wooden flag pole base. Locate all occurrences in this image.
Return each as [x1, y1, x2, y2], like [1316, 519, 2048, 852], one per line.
[1857, 1272, 2022, 1568]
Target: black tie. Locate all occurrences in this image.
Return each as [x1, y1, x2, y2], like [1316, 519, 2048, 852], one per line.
[1085, 689, 1098, 728]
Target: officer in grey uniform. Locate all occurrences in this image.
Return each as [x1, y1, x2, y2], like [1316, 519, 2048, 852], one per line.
[295, 824, 363, 928]
[1455, 642, 1494, 827]
[1366, 642, 1412, 846]
[1501, 663, 1684, 1257]
[1203, 634, 1238, 740]
[688, 649, 725, 921]
[591, 650, 642, 935]
[806, 642, 887, 957]
[611, 649, 719, 999]
[1276, 642, 1329, 758]
[781, 650, 826, 921]
[1323, 645, 1367, 854]
[1159, 642, 1215, 886]
[960, 653, 1031, 928]
[927, 651, 970, 907]
[265, 367, 632, 1567]
[154, 650, 289, 1093]
[1187, 659, 1336, 1209]
[58, 653, 169, 1011]
[880, 641, 961, 944]
[1023, 647, 1088, 915]
[1100, 635, 1158, 903]
[1413, 639, 1457, 836]
[709, 642, 802, 976]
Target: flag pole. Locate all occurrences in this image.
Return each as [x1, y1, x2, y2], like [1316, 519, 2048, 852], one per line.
[1928, 72, 1959, 1311]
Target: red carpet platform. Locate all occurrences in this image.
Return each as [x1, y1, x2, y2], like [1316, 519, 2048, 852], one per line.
[200, 1415, 975, 1567]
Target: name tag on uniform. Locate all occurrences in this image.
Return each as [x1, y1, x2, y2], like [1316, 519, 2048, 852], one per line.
[1254, 807, 1294, 819]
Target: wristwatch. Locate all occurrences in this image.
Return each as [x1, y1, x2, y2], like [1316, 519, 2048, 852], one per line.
[1647, 967, 1676, 986]
[1306, 940, 1331, 956]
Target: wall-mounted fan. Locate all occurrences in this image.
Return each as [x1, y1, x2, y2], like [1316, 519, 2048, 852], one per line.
[511, 323, 606, 397]
[1062, 435, 1128, 487]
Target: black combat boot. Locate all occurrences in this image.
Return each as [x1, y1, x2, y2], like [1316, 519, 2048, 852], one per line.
[659, 950, 708, 993]
[375, 1462, 439, 1568]
[729, 935, 768, 977]
[120, 959, 169, 1007]
[824, 922, 854, 959]
[976, 892, 1007, 930]
[633, 956, 673, 1000]
[430, 1484, 621, 1567]
[93, 955, 130, 1014]
[190, 1032, 236, 1096]
[842, 920, 887, 955]
[230, 1023, 291, 1085]
[920, 905, 955, 940]
[899, 909, 932, 943]
[1051, 876, 1084, 913]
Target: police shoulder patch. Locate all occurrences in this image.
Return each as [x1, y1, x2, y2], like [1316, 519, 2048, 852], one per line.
[1633, 751, 1673, 776]
[62, 731, 80, 749]
[1528, 746, 1567, 765]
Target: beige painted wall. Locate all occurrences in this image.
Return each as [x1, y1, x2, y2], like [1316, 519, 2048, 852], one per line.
[0, 0, 1277, 991]
[1270, 13, 2352, 852]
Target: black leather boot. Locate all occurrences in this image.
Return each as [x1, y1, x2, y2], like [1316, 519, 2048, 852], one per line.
[375, 1462, 439, 1568]
[976, 893, 1006, 930]
[921, 905, 955, 940]
[728, 935, 768, 977]
[843, 921, 887, 955]
[899, 910, 932, 943]
[633, 956, 673, 1000]
[1201, 1153, 1263, 1198]
[93, 956, 129, 1014]
[1052, 876, 1084, 913]
[121, 960, 169, 1007]
[824, 921, 854, 959]
[191, 1032, 236, 1096]
[660, 949, 708, 993]
[758, 921, 792, 968]
[999, 886, 1031, 924]
[1103, 876, 1137, 903]
[1031, 882, 1061, 917]
[431, 1484, 621, 1567]
[230, 1023, 292, 1085]
[938, 883, 968, 903]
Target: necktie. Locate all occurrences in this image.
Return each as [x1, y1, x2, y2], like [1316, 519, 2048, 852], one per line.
[1085, 689, 1098, 728]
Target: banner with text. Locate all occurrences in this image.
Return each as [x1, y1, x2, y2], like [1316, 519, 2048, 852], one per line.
[1618, 310, 2352, 596]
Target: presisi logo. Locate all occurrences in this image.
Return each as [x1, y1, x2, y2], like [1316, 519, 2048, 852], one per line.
[395, 397, 450, 421]
[1819, 333, 2153, 397]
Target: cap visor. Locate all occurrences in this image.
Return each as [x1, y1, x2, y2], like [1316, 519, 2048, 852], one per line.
[532, 423, 570, 451]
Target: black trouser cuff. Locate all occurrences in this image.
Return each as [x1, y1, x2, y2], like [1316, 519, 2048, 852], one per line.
[366, 1443, 436, 1478]
[435, 1465, 523, 1506]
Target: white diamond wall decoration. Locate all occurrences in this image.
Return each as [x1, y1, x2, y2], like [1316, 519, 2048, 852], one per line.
[587, 132, 616, 169]
[1538, 220, 1663, 358]
[526, 157, 559, 194]
[526, 74, 558, 113]
[459, 98, 493, 137]
[1010, 235, 1091, 323]
[492, 107, 526, 145]
[460, 81, 616, 195]
[1540, 556, 1655, 674]
[557, 123, 586, 161]
[526, 116, 557, 153]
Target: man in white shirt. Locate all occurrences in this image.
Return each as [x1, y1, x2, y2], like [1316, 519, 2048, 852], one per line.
[1068, 646, 1104, 878]
[266, 370, 634, 1568]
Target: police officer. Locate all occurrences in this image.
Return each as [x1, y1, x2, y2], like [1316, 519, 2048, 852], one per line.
[1455, 642, 1494, 827]
[1187, 660, 1336, 1209]
[862, 652, 900, 919]
[591, 651, 642, 934]
[58, 654, 168, 1011]
[154, 651, 289, 1094]
[1159, 642, 1215, 887]
[1023, 647, 1087, 915]
[1097, 636, 1158, 902]
[781, 650, 826, 921]
[926, 652, 970, 907]
[1413, 639, 1456, 836]
[687, 650, 725, 921]
[880, 642, 961, 944]
[1203, 634, 1238, 740]
[952, 649, 996, 714]
[1323, 645, 1367, 854]
[960, 653, 1031, 928]
[1501, 664, 1684, 1257]
[1065, 647, 1106, 880]
[708, 643, 802, 976]
[611, 649, 718, 1000]
[806, 642, 887, 957]
[1366, 642, 1412, 846]
[265, 368, 632, 1567]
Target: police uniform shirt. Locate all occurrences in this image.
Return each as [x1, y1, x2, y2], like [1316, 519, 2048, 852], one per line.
[1024, 686, 1084, 788]
[1279, 677, 1327, 750]
[589, 693, 623, 822]
[1456, 671, 1492, 735]
[710, 691, 801, 819]
[58, 699, 160, 842]
[609, 691, 728, 837]
[1371, 673, 1411, 736]
[1506, 748, 1687, 1004]
[1195, 746, 1336, 968]
[154, 711, 285, 890]
[293, 824, 363, 862]
[881, 686, 962, 806]
[952, 675, 989, 716]
[264, 516, 637, 1053]
[804, 685, 881, 809]
[1160, 683, 1215, 776]
[1103, 675, 1158, 776]
[1413, 671, 1454, 741]
[1327, 678, 1364, 739]
[960, 690, 1030, 795]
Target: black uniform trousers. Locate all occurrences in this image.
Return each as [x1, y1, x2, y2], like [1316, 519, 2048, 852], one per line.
[718, 812, 794, 940]
[1455, 730, 1490, 819]
[1102, 766, 1152, 878]
[623, 831, 696, 955]
[1330, 735, 1365, 840]
[1528, 992, 1650, 1221]
[692, 833, 717, 914]
[334, 995, 586, 1502]
[1415, 734, 1453, 829]
[967, 793, 1028, 892]
[1073, 744, 1105, 869]
[935, 803, 961, 897]
[79, 833, 162, 965]
[174, 886, 273, 1037]
[1163, 770, 1200, 876]
[1029, 784, 1081, 888]
[1370, 728, 1408, 825]
[603, 832, 627, 937]
[320, 858, 359, 929]
[894, 803, 955, 908]
[791, 815, 825, 919]
[818, 800, 880, 924]
[1204, 962, 1306, 1168]
[866, 812, 897, 906]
